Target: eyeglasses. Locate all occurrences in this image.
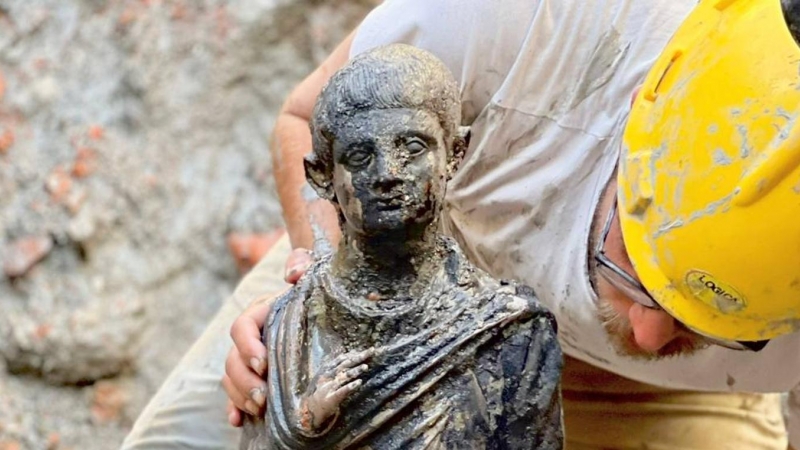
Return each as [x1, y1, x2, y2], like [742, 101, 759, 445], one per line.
[593, 195, 769, 352]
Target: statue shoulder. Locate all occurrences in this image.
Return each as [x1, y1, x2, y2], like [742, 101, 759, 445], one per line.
[267, 257, 329, 325]
[442, 237, 551, 319]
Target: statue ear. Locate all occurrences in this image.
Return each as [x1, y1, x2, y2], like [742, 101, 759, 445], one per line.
[304, 154, 335, 201]
[447, 126, 470, 179]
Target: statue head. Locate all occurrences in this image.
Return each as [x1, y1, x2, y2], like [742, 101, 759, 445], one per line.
[304, 44, 465, 239]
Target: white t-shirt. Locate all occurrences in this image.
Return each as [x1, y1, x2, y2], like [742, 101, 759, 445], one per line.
[350, 0, 800, 445]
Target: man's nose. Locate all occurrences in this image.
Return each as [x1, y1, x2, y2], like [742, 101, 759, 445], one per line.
[629, 304, 681, 353]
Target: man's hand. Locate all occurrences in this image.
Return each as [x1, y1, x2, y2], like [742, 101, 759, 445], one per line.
[223, 248, 314, 427]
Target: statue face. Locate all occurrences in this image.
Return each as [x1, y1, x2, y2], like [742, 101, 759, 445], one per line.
[331, 107, 448, 236]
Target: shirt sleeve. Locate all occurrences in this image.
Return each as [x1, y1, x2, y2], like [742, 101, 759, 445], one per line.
[350, 0, 541, 124]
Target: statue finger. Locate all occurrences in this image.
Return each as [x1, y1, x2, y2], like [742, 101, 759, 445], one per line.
[333, 363, 367, 386]
[327, 379, 363, 404]
[315, 376, 340, 395]
[335, 347, 376, 370]
[344, 364, 369, 381]
[329, 353, 349, 367]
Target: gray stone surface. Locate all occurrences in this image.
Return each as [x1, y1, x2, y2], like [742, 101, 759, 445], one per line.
[0, 0, 375, 448]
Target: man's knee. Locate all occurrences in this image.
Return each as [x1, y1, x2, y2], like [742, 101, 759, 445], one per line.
[123, 235, 294, 449]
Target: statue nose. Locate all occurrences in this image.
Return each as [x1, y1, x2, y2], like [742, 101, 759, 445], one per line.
[373, 173, 402, 193]
[372, 156, 403, 193]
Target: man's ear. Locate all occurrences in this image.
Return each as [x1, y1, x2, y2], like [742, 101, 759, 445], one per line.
[447, 126, 470, 180]
[303, 154, 335, 201]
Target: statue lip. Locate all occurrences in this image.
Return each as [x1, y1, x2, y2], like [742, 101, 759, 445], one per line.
[373, 195, 403, 210]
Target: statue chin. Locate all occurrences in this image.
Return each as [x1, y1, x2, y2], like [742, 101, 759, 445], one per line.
[354, 212, 434, 239]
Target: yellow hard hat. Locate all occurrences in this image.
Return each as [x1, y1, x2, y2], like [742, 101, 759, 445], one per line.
[619, 0, 800, 342]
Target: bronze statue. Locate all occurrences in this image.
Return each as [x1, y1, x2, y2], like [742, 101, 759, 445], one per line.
[241, 44, 564, 450]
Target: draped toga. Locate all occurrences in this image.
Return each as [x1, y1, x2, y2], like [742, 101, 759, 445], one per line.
[241, 238, 564, 449]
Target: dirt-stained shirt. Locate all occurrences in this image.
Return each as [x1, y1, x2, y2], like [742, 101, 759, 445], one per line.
[350, 0, 800, 446]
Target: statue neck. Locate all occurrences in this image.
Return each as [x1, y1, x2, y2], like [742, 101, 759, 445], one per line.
[331, 222, 445, 300]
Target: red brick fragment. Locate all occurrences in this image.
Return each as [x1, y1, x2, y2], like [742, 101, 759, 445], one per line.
[214, 6, 231, 40]
[34, 323, 52, 340]
[46, 168, 72, 201]
[0, 129, 13, 154]
[171, 2, 187, 20]
[118, 7, 137, 26]
[3, 235, 53, 278]
[33, 58, 49, 71]
[91, 381, 128, 424]
[87, 125, 104, 141]
[46, 433, 60, 450]
[64, 188, 87, 215]
[72, 147, 97, 178]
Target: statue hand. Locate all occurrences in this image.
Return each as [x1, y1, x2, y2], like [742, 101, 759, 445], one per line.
[299, 347, 375, 435]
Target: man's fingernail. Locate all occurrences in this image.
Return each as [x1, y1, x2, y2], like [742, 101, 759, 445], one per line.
[228, 411, 238, 426]
[250, 357, 266, 375]
[245, 400, 260, 416]
[250, 387, 266, 407]
[285, 264, 304, 279]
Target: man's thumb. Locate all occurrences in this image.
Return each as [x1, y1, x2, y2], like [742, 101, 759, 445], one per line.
[284, 248, 314, 284]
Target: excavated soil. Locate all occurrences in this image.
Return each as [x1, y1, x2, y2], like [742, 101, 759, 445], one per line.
[0, 1, 376, 448]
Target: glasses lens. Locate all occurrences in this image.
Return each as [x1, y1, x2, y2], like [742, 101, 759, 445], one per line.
[596, 264, 661, 309]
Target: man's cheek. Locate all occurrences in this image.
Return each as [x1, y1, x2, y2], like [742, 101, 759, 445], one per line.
[603, 285, 636, 319]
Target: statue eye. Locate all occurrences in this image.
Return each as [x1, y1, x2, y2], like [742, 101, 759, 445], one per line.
[405, 138, 428, 156]
[346, 150, 371, 167]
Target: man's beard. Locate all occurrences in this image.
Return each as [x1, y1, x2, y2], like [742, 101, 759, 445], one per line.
[596, 300, 710, 360]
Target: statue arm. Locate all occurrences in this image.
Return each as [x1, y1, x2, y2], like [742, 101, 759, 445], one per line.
[260, 279, 374, 446]
[493, 310, 565, 450]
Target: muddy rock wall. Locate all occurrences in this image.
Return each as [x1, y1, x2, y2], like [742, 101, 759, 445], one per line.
[0, 0, 375, 448]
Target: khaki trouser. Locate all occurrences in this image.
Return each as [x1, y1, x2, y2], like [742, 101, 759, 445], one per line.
[121, 235, 788, 449]
[562, 356, 787, 449]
